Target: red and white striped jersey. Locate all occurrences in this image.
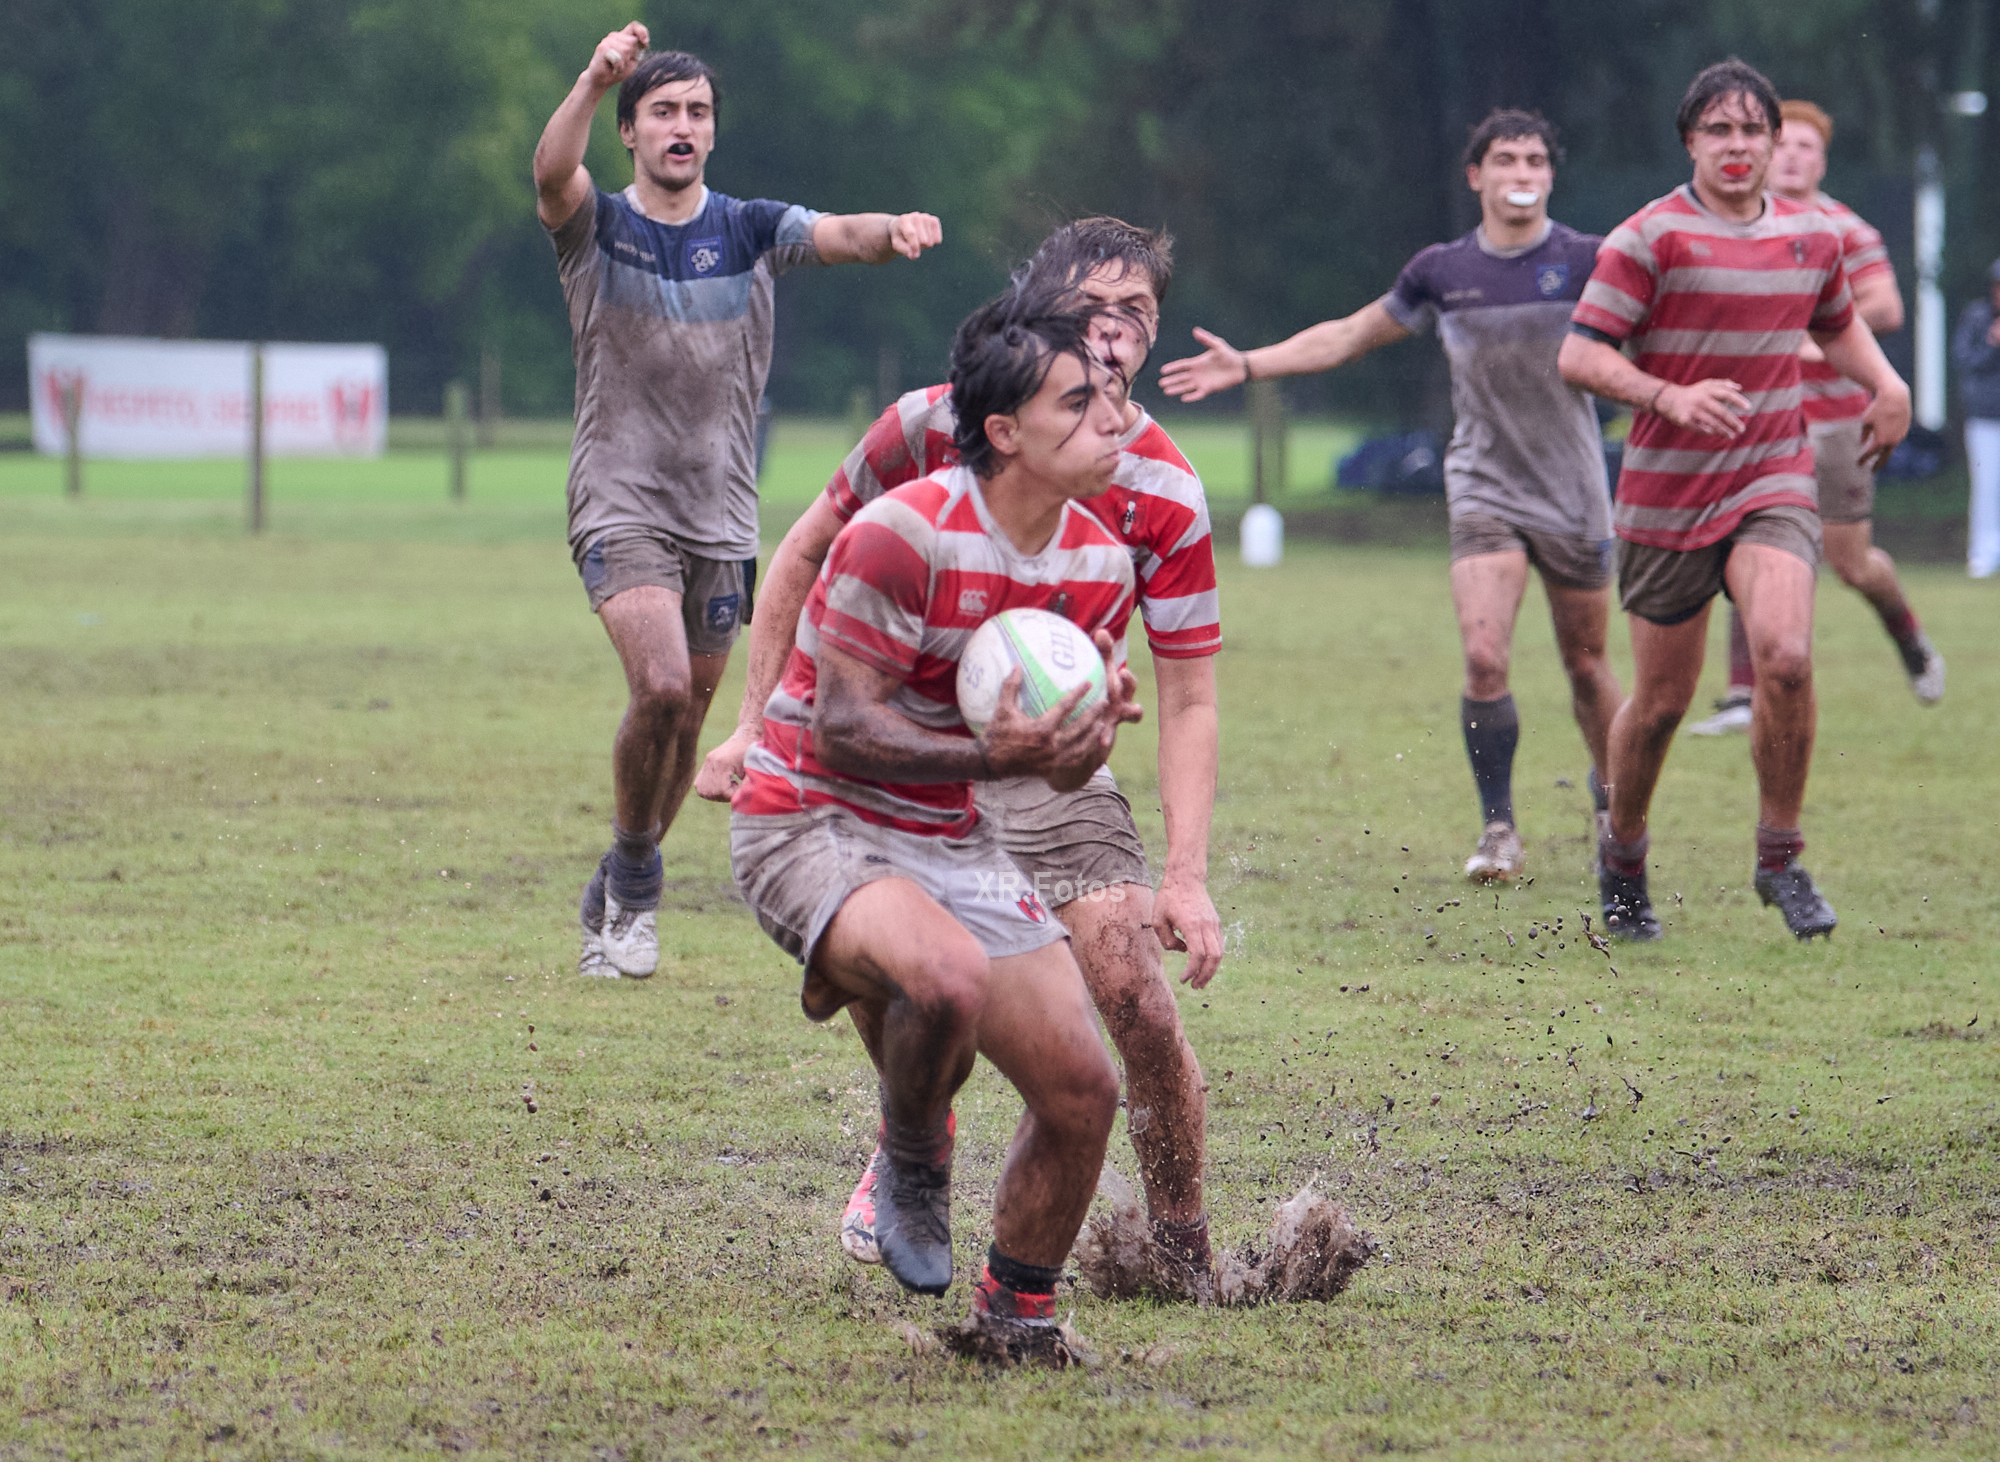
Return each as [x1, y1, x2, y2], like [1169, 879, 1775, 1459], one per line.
[735, 466, 1137, 837]
[1798, 193, 1893, 427]
[827, 385, 1221, 659]
[1572, 185, 1854, 551]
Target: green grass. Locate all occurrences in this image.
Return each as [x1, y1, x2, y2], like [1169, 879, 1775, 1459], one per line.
[1, 453, 1997, 1459]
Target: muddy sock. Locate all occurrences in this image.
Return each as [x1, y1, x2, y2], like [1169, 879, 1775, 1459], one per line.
[1587, 766, 1609, 813]
[1756, 823, 1804, 872]
[1151, 1213, 1212, 1271]
[1879, 606, 1929, 675]
[1461, 694, 1519, 827]
[606, 825, 663, 909]
[975, 1246, 1061, 1320]
[1726, 609, 1754, 700]
[882, 1110, 954, 1170]
[1598, 827, 1649, 879]
[579, 854, 610, 933]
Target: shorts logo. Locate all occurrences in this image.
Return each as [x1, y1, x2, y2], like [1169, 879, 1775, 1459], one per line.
[1017, 893, 1049, 924]
[687, 238, 725, 275]
[958, 588, 987, 617]
[1536, 263, 1569, 298]
[705, 593, 741, 633]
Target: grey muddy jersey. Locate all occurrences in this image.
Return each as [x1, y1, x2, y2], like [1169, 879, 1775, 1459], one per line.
[1382, 221, 1610, 542]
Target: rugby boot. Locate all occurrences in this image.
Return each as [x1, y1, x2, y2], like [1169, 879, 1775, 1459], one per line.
[577, 856, 618, 978]
[1754, 859, 1837, 941]
[1597, 862, 1662, 942]
[841, 1112, 954, 1266]
[1684, 694, 1752, 736]
[1464, 821, 1524, 884]
[1907, 635, 1946, 706]
[601, 894, 659, 978]
[941, 1307, 1093, 1369]
[874, 1124, 955, 1295]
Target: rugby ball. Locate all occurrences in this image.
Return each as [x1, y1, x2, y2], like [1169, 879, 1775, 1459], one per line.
[956, 607, 1107, 735]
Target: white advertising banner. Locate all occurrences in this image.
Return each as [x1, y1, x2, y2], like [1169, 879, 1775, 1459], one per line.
[28, 334, 387, 458]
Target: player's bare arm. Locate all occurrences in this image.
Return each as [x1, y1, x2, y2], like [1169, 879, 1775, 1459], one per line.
[533, 23, 648, 228]
[811, 212, 944, 265]
[1159, 304, 1411, 402]
[1557, 335, 1752, 437]
[1151, 654, 1223, 988]
[1813, 318, 1912, 469]
[692, 495, 845, 801]
[813, 637, 1140, 792]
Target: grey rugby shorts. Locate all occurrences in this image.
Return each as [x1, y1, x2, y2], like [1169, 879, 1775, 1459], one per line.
[729, 804, 1067, 1021]
[575, 529, 752, 655]
[1810, 419, 1875, 525]
[1615, 503, 1822, 626]
[1448, 511, 1614, 591]
[974, 767, 1151, 906]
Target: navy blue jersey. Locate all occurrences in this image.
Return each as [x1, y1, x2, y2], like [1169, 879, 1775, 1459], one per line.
[1382, 222, 1610, 540]
[551, 186, 823, 559]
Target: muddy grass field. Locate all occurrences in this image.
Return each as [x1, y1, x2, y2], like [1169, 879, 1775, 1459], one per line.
[1, 455, 1996, 1459]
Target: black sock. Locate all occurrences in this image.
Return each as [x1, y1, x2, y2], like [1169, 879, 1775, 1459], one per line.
[985, 1245, 1063, 1297]
[579, 854, 609, 931]
[1587, 766, 1609, 813]
[1462, 694, 1519, 827]
[606, 825, 663, 908]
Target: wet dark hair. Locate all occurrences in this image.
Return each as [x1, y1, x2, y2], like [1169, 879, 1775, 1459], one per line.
[1022, 216, 1175, 305]
[1461, 109, 1563, 170]
[617, 50, 720, 130]
[949, 283, 1100, 479]
[1676, 58, 1781, 142]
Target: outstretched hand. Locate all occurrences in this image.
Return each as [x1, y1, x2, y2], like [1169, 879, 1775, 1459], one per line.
[1159, 327, 1250, 403]
[589, 22, 649, 87]
[889, 213, 943, 260]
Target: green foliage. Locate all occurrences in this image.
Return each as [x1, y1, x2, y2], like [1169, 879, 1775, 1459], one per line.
[1, 0, 1996, 421]
[0, 462, 1997, 1454]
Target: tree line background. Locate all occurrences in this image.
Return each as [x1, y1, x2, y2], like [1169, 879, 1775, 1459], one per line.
[3, 0, 1995, 428]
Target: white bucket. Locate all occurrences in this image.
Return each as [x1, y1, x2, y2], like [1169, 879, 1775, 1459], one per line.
[1240, 503, 1284, 567]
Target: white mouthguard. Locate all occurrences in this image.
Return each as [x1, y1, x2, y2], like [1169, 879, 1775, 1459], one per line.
[1505, 190, 1540, 207]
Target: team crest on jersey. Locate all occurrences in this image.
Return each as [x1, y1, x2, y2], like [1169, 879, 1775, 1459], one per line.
[687, 237, 725, 275]
[1790, 239, 1808, 264]
[957, 588, 987, 617]
[1017, 893, 1049, 924]
[1536, 263, 1569, 298]
[1046, 591, 1073, 618]
[1120, 499, 1139, 536]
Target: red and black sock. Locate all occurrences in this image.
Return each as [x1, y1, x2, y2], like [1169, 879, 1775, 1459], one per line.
[1461, 694, 1519, 827]
[973, 1246, 1061, 1321]
[1599, 827, 1648, 879]
[1756, 823, 1804, 873]
[1879, 606, 1930, 676]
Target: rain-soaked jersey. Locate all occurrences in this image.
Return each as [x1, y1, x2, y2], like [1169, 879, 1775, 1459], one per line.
[826, 386, 1220, 659]
[1380, 221, 1611, 541]
[1798, 193, 1892, 427]
[1571, 185, 1854, 551]
[735, 467, 1136, 837]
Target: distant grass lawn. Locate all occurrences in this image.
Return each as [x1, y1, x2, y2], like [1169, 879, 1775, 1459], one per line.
[1, 430, 1996, 1457]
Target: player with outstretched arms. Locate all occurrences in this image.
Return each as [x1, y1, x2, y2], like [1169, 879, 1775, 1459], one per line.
[729, 288, 1142, 1364]
[1685, 98, 1943, 736]
[701, 219, 1227, 1297]
[532, 22, 941, 980]
[1161, 109, 1622, 888]
[1557, 59, 1911, 942]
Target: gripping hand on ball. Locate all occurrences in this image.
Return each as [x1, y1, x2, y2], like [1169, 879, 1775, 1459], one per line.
[977, 631, 1142, 792]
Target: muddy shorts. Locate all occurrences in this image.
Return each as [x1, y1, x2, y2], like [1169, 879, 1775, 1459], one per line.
[730, 804, 1068, 1020]
[575, 529, 754, 655]
[974, 767, 1151, 908]
[1616, 503, 1822, 626]
[1810, 419, 1875, 525]
[1448, 511, 1614, 591]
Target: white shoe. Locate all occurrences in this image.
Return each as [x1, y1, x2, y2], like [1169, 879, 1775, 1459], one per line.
[1685, 696, 1752, 736]
[1464, 822, 1524, 883]
[578, 924, 619, 978]
[602, 894, 659, 978]
[1909, 640, 1946, 705]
